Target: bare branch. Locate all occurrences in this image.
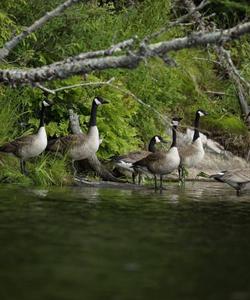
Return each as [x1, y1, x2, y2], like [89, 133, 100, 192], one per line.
[204, 90, 226, 96]
[219, 47, 250, 90]
[182, 0, 250, 123]
[0, 0, 82, 61]
[146, 0, 209, 41]
[1, 21, 250, 84]
[61, 38, 136, 64]
[34, 83, 56, 94]
[35, 78, 115, 94]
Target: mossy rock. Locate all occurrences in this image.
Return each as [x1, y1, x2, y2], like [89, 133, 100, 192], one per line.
[207, 116, 248, 135]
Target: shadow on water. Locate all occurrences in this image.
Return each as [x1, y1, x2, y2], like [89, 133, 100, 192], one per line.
[0, 182, 250, 300]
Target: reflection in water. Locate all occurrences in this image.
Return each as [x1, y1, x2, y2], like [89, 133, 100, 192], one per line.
[0, 182, 249, 300]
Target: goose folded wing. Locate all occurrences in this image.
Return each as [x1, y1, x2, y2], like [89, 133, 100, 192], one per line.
[135, 151, 166, 166]
[0, 135, 35, 154]
[223, 169, 250, 183]
[47, 134, 87, 153]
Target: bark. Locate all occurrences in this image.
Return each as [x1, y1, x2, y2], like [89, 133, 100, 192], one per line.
[1, 21, 250, 84]
[68, 109, 123, 182]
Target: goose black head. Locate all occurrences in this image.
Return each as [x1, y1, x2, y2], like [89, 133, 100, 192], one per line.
[154, 135, 168, 144]
[171, 117, 182, 128]
[94, 96, 109, 105]
[196, 109, 208, 117]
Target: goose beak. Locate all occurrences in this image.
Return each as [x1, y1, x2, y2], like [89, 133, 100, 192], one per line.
[102, 99, 109, 104]
[161, 139, 168, 144]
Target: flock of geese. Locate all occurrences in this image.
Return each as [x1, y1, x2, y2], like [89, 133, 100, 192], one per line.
[0, 96, 249, 194]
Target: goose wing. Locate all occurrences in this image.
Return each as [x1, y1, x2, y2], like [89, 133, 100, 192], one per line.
[47, 134, 87, 153]
[0, 134, 36, 155]
[179, 143, 196, 158]
[114, 150, 150, 164]
[134, 151, 165, 167]
[220, 169, 250, 183]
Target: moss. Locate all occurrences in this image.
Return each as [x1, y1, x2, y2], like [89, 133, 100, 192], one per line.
[206, 116, 248, 135]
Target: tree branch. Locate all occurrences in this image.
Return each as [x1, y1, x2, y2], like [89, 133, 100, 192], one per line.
[182, 0, 250, 124]
[1, 21, 250, 85]
[145, 0, 209, 41]
[0, 0, 82, 61]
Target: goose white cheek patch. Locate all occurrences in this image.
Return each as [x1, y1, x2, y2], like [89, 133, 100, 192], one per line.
[43, 100, 50, 107]
[172, 121, 179, 126]
[155, 136, 161, 143]
[94, 98, 102, 105]
[198, 111, 205, 117]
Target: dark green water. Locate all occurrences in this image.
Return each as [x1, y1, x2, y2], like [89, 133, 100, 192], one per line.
[0, 182, 250, 300]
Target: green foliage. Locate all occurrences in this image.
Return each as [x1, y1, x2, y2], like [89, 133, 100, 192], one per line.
[0, 0, 249, 185]
[208, 116, 248, 135]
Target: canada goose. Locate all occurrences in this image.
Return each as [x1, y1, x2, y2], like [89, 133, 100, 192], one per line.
[111, 135, 167, 184]
[133, 117, 182, 191]
[178, 109, 208, 182]
[210, 168, 250, 195]
[46, 96, 108, 174]
[0, 100, 52, 174]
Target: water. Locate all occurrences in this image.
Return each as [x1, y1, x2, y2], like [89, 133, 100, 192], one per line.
[0, 182, 250, 300]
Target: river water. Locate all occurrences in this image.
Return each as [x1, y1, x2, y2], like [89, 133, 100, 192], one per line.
[0, 182, 249, 300]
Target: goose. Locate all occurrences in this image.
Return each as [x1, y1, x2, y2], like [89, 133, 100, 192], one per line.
[133, 117, 182, 191]
[111, 135, 167, 184]
[0, 100, 52, 175]
[178, 109, 208, 182]
[46, 96, 108, 175]
[210, 168, 250, 195]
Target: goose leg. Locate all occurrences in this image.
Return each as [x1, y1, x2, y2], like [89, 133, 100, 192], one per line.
[20, 159, 24, 174]
[132, 172, 136, 184]
[20, 160, 28, 176]
[160, 175, 163, 192]
[178, 166, 182, 181]
[179, 166, 185, 185]
[182, 167, 186, 184]
[154, 175, 157, 191]
[72, 160, 77, 176]
[138, 173, 142, 186]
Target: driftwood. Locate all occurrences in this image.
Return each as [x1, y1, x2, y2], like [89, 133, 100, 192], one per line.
[68, 109, 123, 182]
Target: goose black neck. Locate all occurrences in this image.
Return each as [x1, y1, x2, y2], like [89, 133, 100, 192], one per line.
[39, 104, 46, 127]
[148, 138, 157, 152]
[89, 101, 98, 127]
[170, 126, 177, 148]
[193, 113, 200, 142]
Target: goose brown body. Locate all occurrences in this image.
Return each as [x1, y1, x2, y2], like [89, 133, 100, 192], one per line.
[134, 118, 181, 190]
[46, 97, 108, 175]
[179, 109, 208, 182]
[112, 135, 167, 184]
[210, 168, 250, 194]
[0, 100, 51, 174]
